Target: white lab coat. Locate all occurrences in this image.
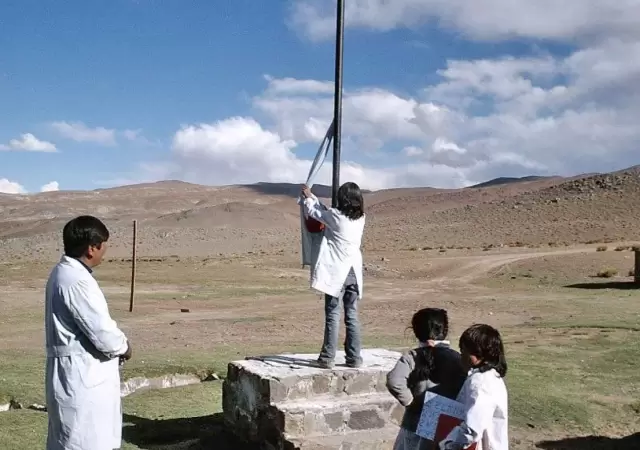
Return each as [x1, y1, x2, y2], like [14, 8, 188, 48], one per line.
[45, 256, 129, 450]
[441, 368, 509, 450]
[303, 194, 365, 299]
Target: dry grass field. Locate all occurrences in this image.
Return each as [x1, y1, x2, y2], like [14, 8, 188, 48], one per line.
[1, 168, 639, 449]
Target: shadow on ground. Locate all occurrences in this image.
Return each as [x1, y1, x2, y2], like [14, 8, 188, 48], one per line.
[123, 413, 260, 450]
[565, 281, 640, 290]
[537, 433, 640, 450]
[246, 355, 319, 368]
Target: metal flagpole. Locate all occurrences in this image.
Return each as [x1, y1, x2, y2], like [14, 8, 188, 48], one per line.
[332, 0, 346, 208]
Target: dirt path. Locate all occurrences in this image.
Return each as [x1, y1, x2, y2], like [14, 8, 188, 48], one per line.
[428, 246, 594, 284]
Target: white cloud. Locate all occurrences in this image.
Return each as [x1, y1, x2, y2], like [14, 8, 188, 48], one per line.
[50, 121, 116, 145]
[123, 129, 142, 141]
[251, 74, 552, 183]
[122, 128, 156, 146]
[167, 117, 388, 189]
[129, 37, 640, 190]
[124, 3, 640, 191]
[127, 41, 640, 190]
[0, 133, 57, 152]
[40, 181, 59, 192]
[48, 122, 154, 147]
[115, 117, 414, 190]
[425, 56, 562, 114]
[289, 0, 640, 43]
[251, 27, 640, 183]
[429, 138, 472, 168]
[403, 146, 423, 157]
[172, 117, 301, 184]
[0, 178, 26, 194]
[254, 76, 432, 145]
[146, 114, 474, 190]
[263, 74, 335, 95]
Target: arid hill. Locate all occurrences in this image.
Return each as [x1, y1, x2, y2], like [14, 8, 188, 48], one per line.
[468, 175, 554, 189]
[1, 166, 639, 260]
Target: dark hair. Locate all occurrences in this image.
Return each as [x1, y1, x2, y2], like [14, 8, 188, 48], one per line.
[63, 215, 110, 258]
[336, 182, 364, 220]
[409, 308, 449, 385]
[412, 308, 449, 342]
[459, 324, 507, 377]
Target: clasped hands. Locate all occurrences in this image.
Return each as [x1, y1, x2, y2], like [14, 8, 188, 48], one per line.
[119, 342, 133, 366]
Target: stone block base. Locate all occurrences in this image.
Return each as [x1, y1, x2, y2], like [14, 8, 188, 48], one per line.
[223, 349, 403, 449]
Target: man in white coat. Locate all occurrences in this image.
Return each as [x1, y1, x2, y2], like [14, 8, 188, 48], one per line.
[45, 215, 132, 450]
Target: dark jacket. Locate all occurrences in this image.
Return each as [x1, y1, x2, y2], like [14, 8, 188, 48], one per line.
[386, 344, 467, 432]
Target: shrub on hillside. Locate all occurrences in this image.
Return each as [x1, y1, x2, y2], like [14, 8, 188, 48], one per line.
[596, 268, 618, 278]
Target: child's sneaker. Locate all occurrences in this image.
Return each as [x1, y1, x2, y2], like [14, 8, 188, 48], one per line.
[316, 358, 334, 369]
[346, 358, 363, 369]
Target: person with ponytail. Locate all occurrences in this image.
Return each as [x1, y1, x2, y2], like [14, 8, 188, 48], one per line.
[439, 324, 509, 450]
[387, 308, 467, 450]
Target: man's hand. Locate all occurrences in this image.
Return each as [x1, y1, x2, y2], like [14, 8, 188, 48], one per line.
[121, 342, 132, 361]
[301, 185, 312, 199]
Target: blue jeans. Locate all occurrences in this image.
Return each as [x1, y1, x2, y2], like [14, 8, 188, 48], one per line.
[318, 283, 362, 366]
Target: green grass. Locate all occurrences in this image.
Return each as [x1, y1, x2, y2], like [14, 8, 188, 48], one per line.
[124, 381, 222, 420]
[0, 350, 46, 405]
[2, 253, 639, 448]
[2, 327, 639, 448]
[0, 343, 318, 407]
[505, 325, 640, 433]
[0, 410, 48, 450]
[0, 383, 225, 450]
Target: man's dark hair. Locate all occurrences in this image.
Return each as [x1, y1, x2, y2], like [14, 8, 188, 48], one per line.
[63, 215, 110, 258]
[459, 324, 507, 377]
[336, 182, 364, 220]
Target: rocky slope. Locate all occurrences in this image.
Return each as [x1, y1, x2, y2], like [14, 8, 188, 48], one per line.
[1, 167, 639, 260]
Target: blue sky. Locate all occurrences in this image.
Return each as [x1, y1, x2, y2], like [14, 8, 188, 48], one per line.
[2, 0, 639, 193]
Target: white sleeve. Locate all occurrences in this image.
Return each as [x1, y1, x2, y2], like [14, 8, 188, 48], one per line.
[67, 279, 129, 358]
[440, 376, 494, 449]
[303, 196, 338, 228]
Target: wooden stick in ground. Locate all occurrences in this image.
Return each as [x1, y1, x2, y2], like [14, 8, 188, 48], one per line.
[635, 249, 640, 284]
[129, 220, 137, 312]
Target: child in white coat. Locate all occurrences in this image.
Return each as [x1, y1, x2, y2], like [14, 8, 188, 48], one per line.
[301, 182, 365, 369]
[440, 324, 509, 450]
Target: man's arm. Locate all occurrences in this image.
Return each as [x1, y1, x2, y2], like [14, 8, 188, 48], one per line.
[66, 279, 129, 359]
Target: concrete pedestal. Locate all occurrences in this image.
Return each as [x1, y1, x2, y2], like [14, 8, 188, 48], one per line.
[222, 349, 404, 449]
